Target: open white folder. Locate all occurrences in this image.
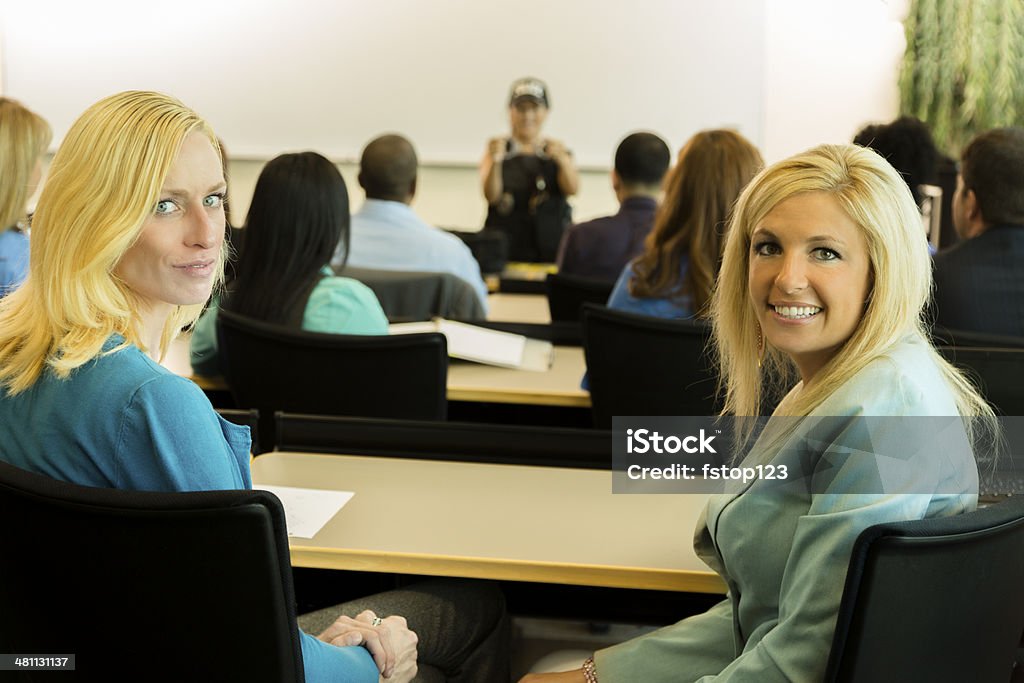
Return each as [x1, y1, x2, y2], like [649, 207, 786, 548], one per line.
[389, 319, 553, 371]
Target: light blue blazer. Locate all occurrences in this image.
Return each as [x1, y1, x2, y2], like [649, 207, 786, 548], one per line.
[595, 336, 978, 681]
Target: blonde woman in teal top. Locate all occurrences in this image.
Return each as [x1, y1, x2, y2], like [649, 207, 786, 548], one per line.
[0, 91, 409, 683]
[190, 152, 388, 376]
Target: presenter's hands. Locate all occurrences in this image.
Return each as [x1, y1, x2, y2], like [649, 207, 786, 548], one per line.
[545, 138, 580, 195]
[519, 670, 587, 683]
[487, 136, 507, 163]
[318, 609, 418, 680]
[543, 138, 571, 165]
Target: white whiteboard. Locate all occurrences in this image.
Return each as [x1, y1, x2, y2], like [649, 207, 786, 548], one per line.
[1, 0, 765, 167]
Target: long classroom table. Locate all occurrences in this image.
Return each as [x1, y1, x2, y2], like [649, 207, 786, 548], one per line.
[252, 451, 725, 594]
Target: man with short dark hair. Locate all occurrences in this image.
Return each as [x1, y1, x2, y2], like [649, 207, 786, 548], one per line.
[556, 132, 670, 281]
[333, 134, 489, 310]
[932, 127, 1024, 337]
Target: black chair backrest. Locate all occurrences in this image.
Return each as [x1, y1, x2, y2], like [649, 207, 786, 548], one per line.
[218, 309, 448, 447]
[448, 228, 509, 275]
[339, 266, 485, 322]
[931, 325, 1024, 349]
[276, 412, 611, 469]
[582, 304, 717, 428]
[546, 272, 615, 322]
[937, 346, 1024, 415]
[498, 277, 547, 295]
[0, 459, 303, 682]
[219, 308, 447, 419]
[825, 496, 1024, 683]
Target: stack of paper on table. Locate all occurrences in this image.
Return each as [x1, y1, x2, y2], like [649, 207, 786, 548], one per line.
[389, 319, 553, 371]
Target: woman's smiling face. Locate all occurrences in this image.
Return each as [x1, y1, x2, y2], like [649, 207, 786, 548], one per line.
[748, 191, 872, 384]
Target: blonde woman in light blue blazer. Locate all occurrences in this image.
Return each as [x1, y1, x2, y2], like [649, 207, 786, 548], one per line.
[522, 144, 997, 683]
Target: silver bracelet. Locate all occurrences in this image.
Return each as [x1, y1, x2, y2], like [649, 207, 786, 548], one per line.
[582, 656, 598, 683]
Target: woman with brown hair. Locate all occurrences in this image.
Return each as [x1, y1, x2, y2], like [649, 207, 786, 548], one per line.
[606, 129, 763, 319]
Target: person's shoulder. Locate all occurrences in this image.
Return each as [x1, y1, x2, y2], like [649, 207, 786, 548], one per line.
[569, 213, 619, 239]
[316, 275, 379, 302]
[306, 276, 389, 334]
[430, 225, 476, 257]
[823, 337, 957, 416]
[103, 346, 207, 406]
[0, 229, 29, 264]
[936, 227, 1024, 265]
[0, 228, 28, 247]
[933, 236, 977, 265]
[72, 343, 210, 424]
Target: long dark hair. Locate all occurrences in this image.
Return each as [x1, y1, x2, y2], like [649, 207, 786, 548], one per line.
[225, 152, 349, 324]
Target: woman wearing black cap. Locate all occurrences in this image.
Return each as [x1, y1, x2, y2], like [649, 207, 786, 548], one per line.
[480, 77, 579, 262]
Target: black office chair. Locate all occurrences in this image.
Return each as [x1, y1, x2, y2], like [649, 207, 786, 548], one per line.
[937, 346, 1024, 415]
[276, 412, 611, 469]
[339, 266, 485, 322]
[546, 272, 615, 322]
[218, 309, 448, 447]
[498, 277, 547, 295]
[581, 304, 717, 428]
[0, 459, 304, 682]
[931, 325, 1024, 349]
[448, 228, 509, 275]
[824, 496, 1024, 682]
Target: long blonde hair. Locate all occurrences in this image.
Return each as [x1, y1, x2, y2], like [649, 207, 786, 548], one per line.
[630, 130, 763, 315]
[711, 144, 994, 435]
[0, 98, 52, 231]
[0, 91, 223, 394]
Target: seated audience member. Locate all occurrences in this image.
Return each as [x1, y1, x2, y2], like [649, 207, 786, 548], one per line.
[853, 116, 941, 252]
[522, 144, 993, 683]
[853, 116, 939, 209]
[0, 98, 51, 297]
[332, 134, 489, 311]
[481, 77, 579, 262]
[556, 132, 670, 281]
[932, 127, 1024, 337]
[607, 130, 762, 319]
[190, 151, 388, 376]
[0, 91, 507, 683]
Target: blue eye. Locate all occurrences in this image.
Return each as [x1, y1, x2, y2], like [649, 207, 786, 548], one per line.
[204, 193, 225, 209]
[814, 247, 840, 261]
[155, 200, 177, 215]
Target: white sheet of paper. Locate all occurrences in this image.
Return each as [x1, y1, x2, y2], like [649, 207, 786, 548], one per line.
[257, 485, 354, 539]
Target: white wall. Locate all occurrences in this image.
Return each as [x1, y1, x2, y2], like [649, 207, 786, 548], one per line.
[11, 0, 908, 231]
[1, 0, 764, 167]
[761, 0, 906, 162]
